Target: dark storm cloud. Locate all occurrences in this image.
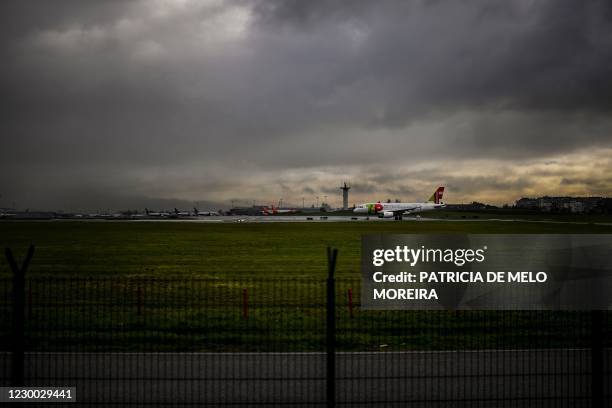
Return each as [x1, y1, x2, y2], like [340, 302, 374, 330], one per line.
[253, 0, 612, 114]
[1, 0, 611, 210]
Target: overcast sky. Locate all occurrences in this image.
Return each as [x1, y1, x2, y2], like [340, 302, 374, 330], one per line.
[1, 0, 612, 211]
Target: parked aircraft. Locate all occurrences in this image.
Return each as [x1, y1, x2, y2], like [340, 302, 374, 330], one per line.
[353, 187, 445, 220]
[173, 208, 192, 217]
[193, 207, 220, 216]
[261, 205, 297, 215]
[145, 208, 170, 217]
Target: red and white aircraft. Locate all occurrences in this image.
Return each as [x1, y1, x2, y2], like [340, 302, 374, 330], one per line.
[261, 205, 297, 215]
[354, 187, 445, 220]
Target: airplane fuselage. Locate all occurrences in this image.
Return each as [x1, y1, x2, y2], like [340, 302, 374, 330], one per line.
[353, 202, 445, 215]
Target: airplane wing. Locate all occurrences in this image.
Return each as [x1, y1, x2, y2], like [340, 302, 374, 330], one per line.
[393, 205, 419, 215]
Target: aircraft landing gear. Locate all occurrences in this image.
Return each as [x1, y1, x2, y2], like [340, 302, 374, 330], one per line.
[394, 215, 403, 221]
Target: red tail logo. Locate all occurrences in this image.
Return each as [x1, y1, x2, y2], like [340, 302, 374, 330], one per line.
[428, 187, 445, 204]
[435, 187, 444, 204]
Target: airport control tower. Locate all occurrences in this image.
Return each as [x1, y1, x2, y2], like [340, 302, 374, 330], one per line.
[340, 182, 351, 210]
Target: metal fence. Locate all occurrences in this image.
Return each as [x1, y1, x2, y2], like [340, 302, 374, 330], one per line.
[0, 248, 610, 406]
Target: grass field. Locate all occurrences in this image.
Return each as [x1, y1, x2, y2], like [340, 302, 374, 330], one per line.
[2, 219, 612, 278]
[0, 220, 610, 352]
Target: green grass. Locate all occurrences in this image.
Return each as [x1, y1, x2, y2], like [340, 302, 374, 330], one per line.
[2, 220, 612, 278]
[0, 220, 610, 351]
[425, 209, 612, 222]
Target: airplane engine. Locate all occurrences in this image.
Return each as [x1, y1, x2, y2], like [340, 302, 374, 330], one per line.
[378, 211, 395, 218]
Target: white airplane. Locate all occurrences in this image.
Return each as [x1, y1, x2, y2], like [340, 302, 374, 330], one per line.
[173, 208, 192, 217]
[145, 208, 170, 217]
[193, 207, 220, 216]
[354, 187, 445, 220]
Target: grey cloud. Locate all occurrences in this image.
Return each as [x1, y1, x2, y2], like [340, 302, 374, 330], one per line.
[445, 177, 534, 195]
[256, 0, 612, 116]
[301, 186, 316, 195]
[560, 177, 612, 189]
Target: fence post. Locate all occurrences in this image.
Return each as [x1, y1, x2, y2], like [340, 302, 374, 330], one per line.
[347, 288, 354, 319]
[5, 245, 35, 387]
[242, 288, 248, 320]
[326, 247, 338, 408]
[137, 284, 143, 316]
[591, 310, 603, 407]
[28, 285, 32, 318]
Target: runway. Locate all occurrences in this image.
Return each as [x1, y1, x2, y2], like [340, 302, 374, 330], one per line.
[59, 215, 612, 226]
[135, 215, 436, 223]
[1, 349, 608, 406]
[7, 214, 612, 226]
[40, 215, 439, 223]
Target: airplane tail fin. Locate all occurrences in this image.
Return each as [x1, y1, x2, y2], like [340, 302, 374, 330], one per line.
[427, 187, 445, 204]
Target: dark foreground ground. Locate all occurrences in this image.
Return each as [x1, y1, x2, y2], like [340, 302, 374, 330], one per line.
[1, 349, 609, 407]
[0, 221, 610, 406]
